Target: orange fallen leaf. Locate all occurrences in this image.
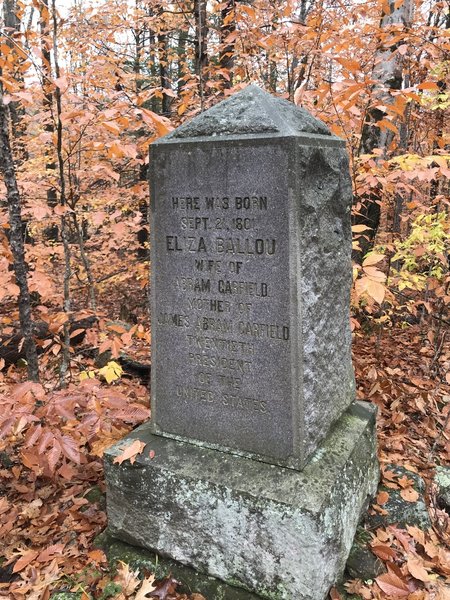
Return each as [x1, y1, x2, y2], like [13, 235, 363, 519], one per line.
[12, 549, 39, 573]
[88, 549, 107, 563]
[135, 575, 157, 600]
[37, 543, 65, 563]
[113, 439, 146, 465]
[406, 526, 425, 546]
[383, 469, 397, 481]
[376, 570, 410, 596]
[400, 487, 419, 502]
[407, 555, 430, 583]
[397, 475, 414, 489]
[371, 544, 398, 561]
[377, 491, 389, 505]
[329, 586, 342, 600]
[372, 503, 389, 515]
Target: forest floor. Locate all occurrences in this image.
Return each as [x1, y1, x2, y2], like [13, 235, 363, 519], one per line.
[0, 312, 449, 599]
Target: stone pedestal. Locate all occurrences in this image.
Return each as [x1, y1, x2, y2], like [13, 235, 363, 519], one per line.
[105, 402, 378, 600]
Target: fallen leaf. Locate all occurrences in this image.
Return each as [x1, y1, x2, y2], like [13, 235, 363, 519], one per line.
[134, 574, 157, 599]
[329, 586, 342, 600]
[37, 543, 65, 563]
[376, 570, 410, 596]
[377, 491, 389, 505]
[397, 475, 414, 488]
[400, 487, 419, 502]
[407, 555, 430, 582]
[113, 440, 146, 465]
[12, 549, 39, 573]
[88, 549, 107, 563]
[371, 544, 398, 561]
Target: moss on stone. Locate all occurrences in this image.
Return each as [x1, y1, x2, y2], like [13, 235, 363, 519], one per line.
[95, 530, 261, 599]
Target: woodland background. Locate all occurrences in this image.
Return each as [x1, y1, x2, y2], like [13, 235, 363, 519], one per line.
[0, 0, 449, 598]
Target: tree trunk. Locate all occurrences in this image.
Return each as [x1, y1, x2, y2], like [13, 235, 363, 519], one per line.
[158, 32, 172, 115]
[194, 0, 208, 107]
[3, 0, 27, 162]
[219, 0, 236, 89]
[51, 0, 72, 387]
[39, 0, 58, 212]
[0, 94, 40, 381]
[354, 0, 413, 260]
[177, 29, 188, 95]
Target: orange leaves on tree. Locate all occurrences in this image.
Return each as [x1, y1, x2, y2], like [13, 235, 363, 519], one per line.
[113, 439, 146, 465]
[335, 57, 361, 73]
[101, 120, 122, 135]
[140, 108, 173, 137]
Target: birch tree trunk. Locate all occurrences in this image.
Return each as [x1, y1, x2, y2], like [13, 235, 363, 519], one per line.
[354, 0, 414, 260]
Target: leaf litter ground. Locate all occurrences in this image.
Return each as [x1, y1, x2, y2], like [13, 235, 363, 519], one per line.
[0, 324, 449, 599]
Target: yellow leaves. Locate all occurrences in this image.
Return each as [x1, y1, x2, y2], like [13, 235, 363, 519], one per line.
[355, 252, 387, 304]
[98, 361, 123, 384]
[79, 370, 96, 382]
[113, 439, 146, 465]
[80, 361, 123, 384]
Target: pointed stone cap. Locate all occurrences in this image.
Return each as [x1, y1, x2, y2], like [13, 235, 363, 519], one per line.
[157, 85, 334, 142]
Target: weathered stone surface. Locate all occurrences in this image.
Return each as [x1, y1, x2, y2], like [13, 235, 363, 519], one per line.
[164, 86, 331, 139]
[346, 533, 386, 581]
[365, 465, 431, 530]
[105, 402, 379, 600]
[435, 466, 450, 513]
[149, 85, 354, 469]
[95, 530, 262, 599]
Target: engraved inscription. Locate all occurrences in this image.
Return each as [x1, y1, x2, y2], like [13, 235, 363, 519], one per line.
[156, 190, 289, 421]
[152, 141, 291, 460]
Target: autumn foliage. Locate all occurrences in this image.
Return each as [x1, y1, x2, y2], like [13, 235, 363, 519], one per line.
[0, 0, 449, 597]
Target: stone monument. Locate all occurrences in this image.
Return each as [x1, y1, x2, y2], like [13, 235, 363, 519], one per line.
[105, 85, 379, 600]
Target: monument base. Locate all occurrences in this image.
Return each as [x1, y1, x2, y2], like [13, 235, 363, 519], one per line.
[104, 402, 379, 600]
